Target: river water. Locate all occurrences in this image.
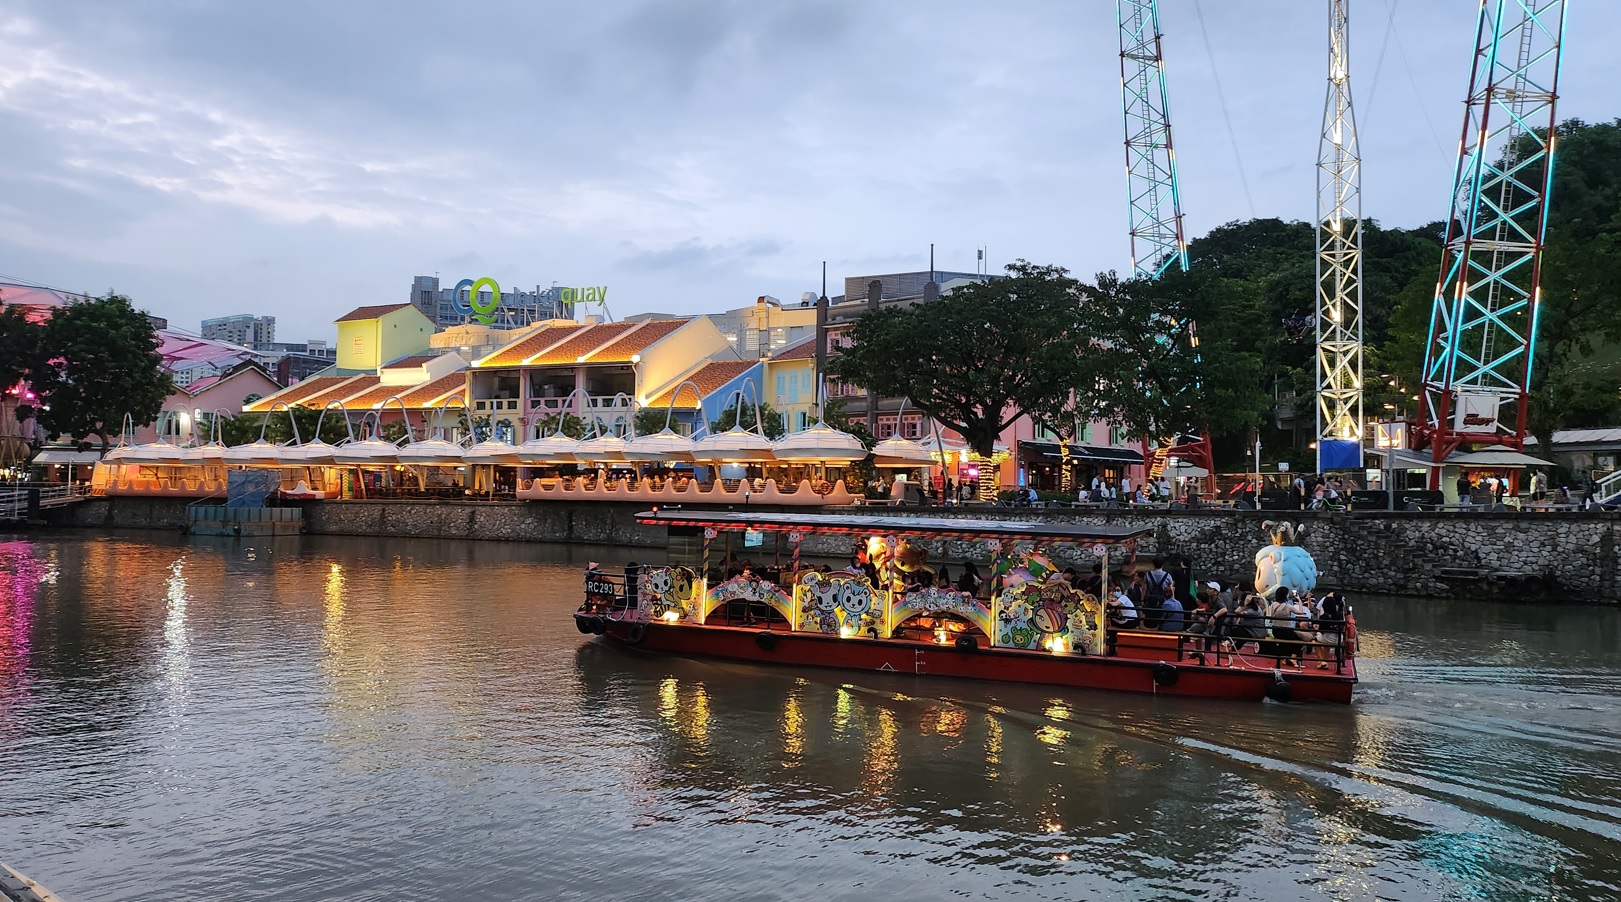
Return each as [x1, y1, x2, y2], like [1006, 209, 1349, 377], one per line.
[1, 531, 1617, 901]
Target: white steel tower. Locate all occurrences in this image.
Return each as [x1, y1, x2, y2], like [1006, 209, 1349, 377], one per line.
[1315, 0, 1364, 472]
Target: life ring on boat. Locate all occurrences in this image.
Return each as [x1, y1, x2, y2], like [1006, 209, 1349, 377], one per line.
[955, 635, 978, 651]
[755, 630, 779, 651]
[574, 615, 592, 634]
[1152, 662, 1180, 687]
[1266, 678, 1293, 703]
[626, 622, 648, 646]
[588, 615, 607, 635]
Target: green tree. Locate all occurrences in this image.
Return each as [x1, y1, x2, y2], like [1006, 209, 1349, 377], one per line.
[830, 260, 1085, 457]
[0, 305, 47, 402]
[709, 399, 785, 440]
[634, 407, 681, 437]
[1076, 270, 1269, 444]
[1521, 120, 1621, 447]
[218, 405, 358, 446]
[33, 292, 173, 453]
[532, 412, 587, 439]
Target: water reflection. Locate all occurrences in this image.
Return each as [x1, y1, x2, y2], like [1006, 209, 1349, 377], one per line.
[0, 531, 1616, 902]
[161, 556, 190, 711]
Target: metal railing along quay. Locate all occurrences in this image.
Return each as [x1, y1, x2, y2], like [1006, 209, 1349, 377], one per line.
[0, 483, 89, 522]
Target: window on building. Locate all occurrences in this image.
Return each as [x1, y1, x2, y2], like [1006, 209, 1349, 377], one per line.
[876, 416, 897, 439]
[902, 415, 923, 439]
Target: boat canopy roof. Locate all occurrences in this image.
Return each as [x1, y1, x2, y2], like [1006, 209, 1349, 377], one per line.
[636, 509, 1153, 543]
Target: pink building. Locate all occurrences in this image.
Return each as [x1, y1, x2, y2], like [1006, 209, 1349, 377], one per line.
[136, 362, 282, 444]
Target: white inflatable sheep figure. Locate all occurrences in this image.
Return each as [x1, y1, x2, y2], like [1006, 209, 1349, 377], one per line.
[1254, 521, 1318, 598]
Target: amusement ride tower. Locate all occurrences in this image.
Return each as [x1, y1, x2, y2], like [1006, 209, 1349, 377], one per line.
[1415, 0, 1567, 486]
[1116, 0, 1212, 480]
[1315, 0, 1365, 473]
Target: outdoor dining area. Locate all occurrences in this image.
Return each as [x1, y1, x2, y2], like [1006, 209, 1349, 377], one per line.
[89, 384, 918, 508]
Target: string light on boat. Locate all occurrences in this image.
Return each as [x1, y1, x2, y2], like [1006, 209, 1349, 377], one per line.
[934, 628, 950, 645]
[661, 610, 680, 623]
[1045, 636, 1069, 654]
[839, 624, 855, 639]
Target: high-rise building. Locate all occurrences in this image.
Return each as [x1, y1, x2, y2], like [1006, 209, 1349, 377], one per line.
[409, 276, 567, 331]
[201, 314, 276, 347]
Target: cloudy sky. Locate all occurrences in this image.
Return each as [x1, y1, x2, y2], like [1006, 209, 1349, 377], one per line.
[0, 0, 1615, 343]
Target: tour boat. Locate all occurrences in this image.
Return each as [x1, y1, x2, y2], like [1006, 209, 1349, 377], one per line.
[574, 510, 1357, 704]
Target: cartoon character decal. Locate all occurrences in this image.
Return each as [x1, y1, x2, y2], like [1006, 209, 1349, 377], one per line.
[703, 572, 794, 623]
[638, 566, 699, 621]
[891, 586, 994, 639]
[794, 571, 878, 635]
[994, 581, 1101, 653]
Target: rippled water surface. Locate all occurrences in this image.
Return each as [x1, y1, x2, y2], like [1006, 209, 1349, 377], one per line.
[1, 531, 1618, 901]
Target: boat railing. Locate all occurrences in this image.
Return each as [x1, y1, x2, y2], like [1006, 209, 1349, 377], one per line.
[1106, 618, 1352, 674]
[583, 571, 636, 618]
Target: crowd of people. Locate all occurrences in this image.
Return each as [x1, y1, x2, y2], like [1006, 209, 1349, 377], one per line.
[1104, 557, 1347, 669]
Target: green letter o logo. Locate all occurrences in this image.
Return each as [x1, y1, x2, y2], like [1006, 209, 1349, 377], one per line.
[469, 277, 501, 323]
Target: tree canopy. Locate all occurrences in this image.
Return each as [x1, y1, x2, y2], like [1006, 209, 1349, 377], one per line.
[31, 293, 173, 452]
[710, 399, 785, 440]
[1075, 270, 1267, 443]
[0, 305, 47, 404]
[830, 261, 1087, 457]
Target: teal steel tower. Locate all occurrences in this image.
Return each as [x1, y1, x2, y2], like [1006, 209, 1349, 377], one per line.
[1117, 0, 1188, 280]
[1416, 0, 1567, 483]
[1117, 0, 1211, 481]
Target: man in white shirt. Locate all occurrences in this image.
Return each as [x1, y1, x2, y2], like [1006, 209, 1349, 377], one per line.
[1121, 475, 1132, 496]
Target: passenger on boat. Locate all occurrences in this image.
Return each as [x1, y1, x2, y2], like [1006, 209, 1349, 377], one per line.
[1125, 571, 1147, 609]
[1083, 563, 1105, 597]
[1233, 594, 1267, 647]
[956, 562, 984, 595]
[1107, 591, 1139, 629]
[1143, 559, 1174, 628]
[1266, 587, 1304, 665]
[1315, 592, 1346, 668]
[1158, 594, 1186, 633]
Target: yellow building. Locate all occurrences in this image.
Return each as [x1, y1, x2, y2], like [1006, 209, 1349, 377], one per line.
[763, 335, 819, 433]
[336, 303, 436, 373]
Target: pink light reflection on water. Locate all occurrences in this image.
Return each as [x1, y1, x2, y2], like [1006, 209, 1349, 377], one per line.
[0, 540, 47, 721]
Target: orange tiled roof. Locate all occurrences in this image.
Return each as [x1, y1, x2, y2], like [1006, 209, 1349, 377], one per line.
[526, 322, 638, 365]
[479, 324, 583, 368]
[243, 375, 351, 412]
[397, 372, 468, 408]
[770, 335, 817, 361]
[300, 375, 380, 410]
[586, 319, 688, 363]
[647, 360, 757, 409]
[381, 354, 437, 370]
[335, 303, 414, 323]
[339, 381, 424, 410]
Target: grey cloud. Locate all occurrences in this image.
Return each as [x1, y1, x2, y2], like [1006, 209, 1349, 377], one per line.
[1, 0, 1618, 347]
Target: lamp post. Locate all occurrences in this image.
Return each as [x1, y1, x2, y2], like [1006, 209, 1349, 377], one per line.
[1253, 438, 1262, 509]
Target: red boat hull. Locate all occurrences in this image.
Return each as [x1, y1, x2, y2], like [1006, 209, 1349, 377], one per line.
[580, 616, 1356, 704]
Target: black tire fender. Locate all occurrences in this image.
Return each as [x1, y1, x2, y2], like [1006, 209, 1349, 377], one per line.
[755, 630, 779, 651]
[955, 635, 978, 651]
[1152, 662, 1180, 687]
[574, 615, 592, 635]
[588, 615, 607, 635]
[626, 622, 648, 646]
[1266, 679, 1293, 703]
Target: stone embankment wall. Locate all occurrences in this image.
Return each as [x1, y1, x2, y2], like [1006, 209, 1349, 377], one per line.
[300, 499, 669, 548]
[791, 509, 1616, 602]
[46, 498, 1619, 601]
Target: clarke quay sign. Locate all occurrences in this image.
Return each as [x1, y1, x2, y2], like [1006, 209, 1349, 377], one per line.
[452, 277, 609, 325]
